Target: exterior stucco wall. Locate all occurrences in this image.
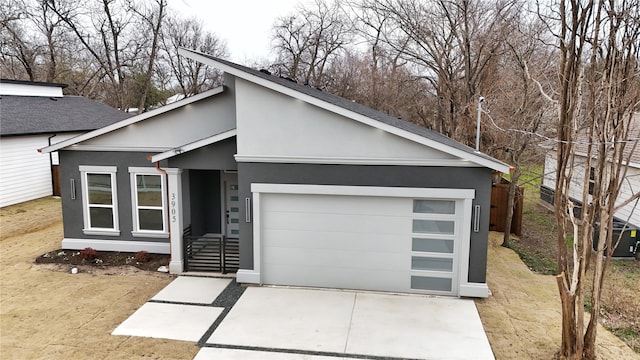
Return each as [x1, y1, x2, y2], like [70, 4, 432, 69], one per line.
[81, 90, 236, 150]
[237, 163, 493, 284]
[234, 78, 457, 162]
[167, 137, 237, 170]
[58, 150, 168, 243]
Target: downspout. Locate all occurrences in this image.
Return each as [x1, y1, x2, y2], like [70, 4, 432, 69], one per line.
[47, 134, 56, 195]
[149, 157, 172, 265]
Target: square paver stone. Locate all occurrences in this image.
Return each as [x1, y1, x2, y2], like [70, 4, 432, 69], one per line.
[151, 276, 231, 304]
[112, 302, 223, 342]
[345, 293, 495, 360]
[207, 287, 355, 353]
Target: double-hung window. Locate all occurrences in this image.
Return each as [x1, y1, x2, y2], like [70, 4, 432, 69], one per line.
[129, 167, 168, 237]
[80, 166, 119, 236]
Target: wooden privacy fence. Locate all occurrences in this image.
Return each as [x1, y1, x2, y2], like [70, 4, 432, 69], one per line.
[490, 179, 524, 236]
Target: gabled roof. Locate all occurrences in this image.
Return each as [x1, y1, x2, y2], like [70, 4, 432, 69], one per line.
[0, 95, 131, 136]
[178, 48, 511, 173]
[39, 86, 226, 153]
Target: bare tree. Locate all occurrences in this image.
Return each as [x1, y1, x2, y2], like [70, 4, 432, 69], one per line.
[480, 13, 555, 247]
[129, 0, 167, 113]
[354, 0, 518, 144]
[158, 15, 227, 97]
[536, 0, 640, 358]
[45, 0, 142, 108]
[271, 0, 353, 86]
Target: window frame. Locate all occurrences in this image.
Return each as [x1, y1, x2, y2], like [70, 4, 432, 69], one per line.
[129, 167, 168, 238]
[80, 165, 120, 236]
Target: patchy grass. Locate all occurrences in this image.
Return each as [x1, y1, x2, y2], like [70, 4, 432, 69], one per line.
[506, 163, 640, 353]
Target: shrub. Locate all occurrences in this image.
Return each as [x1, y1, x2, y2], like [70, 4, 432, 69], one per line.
[134, 251, 150, 263]
[79, 247, 97, 261]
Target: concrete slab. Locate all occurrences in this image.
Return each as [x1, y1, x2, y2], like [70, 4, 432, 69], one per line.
[112, 302, 223, 342]
[194, 348, 355, 360]
[207, 287, 355, 353]
[151, 276, 231, 304]
[346, 293, 495, 360]
[207, 286, 494, 359]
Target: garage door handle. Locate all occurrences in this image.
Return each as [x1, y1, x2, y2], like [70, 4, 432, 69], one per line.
[473, 205, 480, 232]
[245, 197, 251, 223]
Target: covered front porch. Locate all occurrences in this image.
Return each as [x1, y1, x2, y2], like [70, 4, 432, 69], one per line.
[156, 134, 240, 274]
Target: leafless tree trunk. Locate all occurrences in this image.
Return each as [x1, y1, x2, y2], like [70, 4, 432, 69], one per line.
[131, 0, 166, 113]
[541, 0, 640, 358]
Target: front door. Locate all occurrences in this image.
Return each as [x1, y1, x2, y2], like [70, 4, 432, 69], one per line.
[222, 172, 240, 238]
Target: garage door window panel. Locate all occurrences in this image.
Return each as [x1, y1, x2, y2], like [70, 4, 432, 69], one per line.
[413, 200, 455, 214]
[411, 256, 453, 272]
[411, 276, 452, 292]
[412, 219, 455, 235]
[412, 238, 454, 253]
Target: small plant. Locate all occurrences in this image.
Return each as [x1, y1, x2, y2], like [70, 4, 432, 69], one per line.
[79, 247, 98, 261]
[134, 251, 150, 263]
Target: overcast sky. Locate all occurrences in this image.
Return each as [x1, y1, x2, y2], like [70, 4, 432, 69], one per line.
[171, 0, 310, 63]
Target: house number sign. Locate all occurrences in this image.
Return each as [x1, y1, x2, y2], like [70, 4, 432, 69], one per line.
[170, 193, 177, 223]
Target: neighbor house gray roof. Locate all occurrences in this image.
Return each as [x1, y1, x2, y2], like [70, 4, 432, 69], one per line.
[0, 95, 131, 136]
[192, 51, 509, 169]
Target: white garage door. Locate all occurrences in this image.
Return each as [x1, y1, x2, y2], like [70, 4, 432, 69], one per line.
[255, 185, 471, 295]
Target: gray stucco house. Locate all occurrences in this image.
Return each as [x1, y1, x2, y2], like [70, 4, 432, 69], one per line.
[42, 49, 510, 298]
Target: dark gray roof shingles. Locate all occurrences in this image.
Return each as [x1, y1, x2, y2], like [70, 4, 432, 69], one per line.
[0, 95, 131, 136]
[203, 53, 505, 166]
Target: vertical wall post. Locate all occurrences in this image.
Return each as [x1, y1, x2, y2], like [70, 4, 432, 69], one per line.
[165, 168, 184, 274]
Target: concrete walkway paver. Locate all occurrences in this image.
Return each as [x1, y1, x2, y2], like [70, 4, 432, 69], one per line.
[151, 276, 231, 303]
[112, 302, 224, 342]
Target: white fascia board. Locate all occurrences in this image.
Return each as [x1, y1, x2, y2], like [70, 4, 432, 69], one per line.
[235, 155, 479, 167]
[150, 129, 237, 163]
[179, 48, 511, 174]
[39, 86, 226, 154]
[251, 183, 476, 199]
[66, 145, 171, 152]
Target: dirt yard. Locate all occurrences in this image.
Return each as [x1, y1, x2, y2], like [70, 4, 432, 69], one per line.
[1, 197, 638, 359]
[0, 197, 199, 359]
[476, 232, 639, 359]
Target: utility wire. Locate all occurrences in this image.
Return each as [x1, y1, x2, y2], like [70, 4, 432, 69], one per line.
[481, 110, 640, 146]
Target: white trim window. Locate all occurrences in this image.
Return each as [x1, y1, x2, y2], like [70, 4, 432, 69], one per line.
[80, 165, 119, 236]
[129, 167, 168, 238]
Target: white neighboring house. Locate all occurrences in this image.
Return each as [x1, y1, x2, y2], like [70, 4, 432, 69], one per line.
[540, 113, 640, 229]
[0, 79, 130, 207]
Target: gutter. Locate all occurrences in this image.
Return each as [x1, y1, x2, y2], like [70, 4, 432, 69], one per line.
[47, 134, 57, 195]
[149, 157, 173, 268]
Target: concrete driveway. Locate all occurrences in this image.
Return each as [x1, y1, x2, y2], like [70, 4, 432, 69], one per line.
[113, 276, 494, 360]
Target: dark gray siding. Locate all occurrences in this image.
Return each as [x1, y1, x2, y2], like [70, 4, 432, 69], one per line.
[59, 150, 169, 243]
[168, 137, 237, 170]
[237, 163, 493, 283]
